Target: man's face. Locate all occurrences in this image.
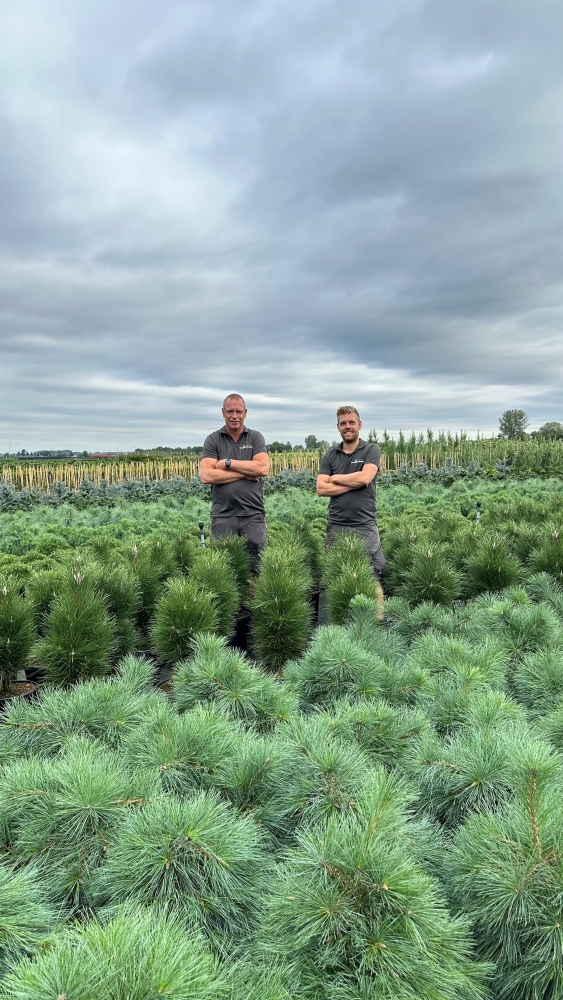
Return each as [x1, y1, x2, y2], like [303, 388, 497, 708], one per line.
[337, 413, 362, 443]
[222, 399, 247, 432]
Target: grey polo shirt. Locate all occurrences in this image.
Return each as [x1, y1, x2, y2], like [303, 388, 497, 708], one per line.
[319, 440, 381, 528]
[202, 426, 267, 518]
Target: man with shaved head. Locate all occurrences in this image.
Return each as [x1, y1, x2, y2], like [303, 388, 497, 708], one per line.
[200, 394, 269, 571]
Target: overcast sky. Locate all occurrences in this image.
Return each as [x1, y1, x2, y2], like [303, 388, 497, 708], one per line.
[1, 0, 561, 449]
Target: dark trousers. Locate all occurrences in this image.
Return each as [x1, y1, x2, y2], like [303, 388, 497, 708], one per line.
[211, 513, 267, 572]
[326, 523, 386, 580]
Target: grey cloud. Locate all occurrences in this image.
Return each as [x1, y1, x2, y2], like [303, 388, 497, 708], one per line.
[0, 0, 561, 447]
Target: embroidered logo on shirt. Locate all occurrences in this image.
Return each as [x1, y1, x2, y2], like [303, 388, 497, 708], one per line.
[350, 460, 364, 465]
[239, 445, 253, 449]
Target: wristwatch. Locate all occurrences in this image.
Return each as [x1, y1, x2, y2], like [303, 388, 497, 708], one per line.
[225, 459, 232, 469]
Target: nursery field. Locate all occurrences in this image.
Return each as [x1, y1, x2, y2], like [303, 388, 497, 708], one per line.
[0, 477, 562, 997]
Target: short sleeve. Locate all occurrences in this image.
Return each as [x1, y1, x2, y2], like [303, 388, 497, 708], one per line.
[251, 431, 267, 456]
[202, 433, 219, 459]
[365, 443, 381, 467]
[319, 451, 333, 476]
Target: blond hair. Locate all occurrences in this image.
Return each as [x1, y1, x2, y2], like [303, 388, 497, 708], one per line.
[336, 405, 360, 422]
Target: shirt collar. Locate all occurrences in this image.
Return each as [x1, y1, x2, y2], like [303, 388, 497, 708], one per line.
[336, 437, 364, 453]
[221, 425, 246, 437]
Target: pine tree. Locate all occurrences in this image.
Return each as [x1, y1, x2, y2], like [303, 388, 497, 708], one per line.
[151, 578, 218, 663]
[190, 548, 239, 637]
[283, 625, 385, 708]
[34, 573, 116, 686]
[0, 655, 161, 757]
[172, 633, 298, 730]
[261, 771, 490, 999]
[210, 533, 251, 599]
[96, 790, 273, 952]
[269, 714, 377, 834]
[324, 531, 380, 624]
[120, 701, 240, 796]
[251, 544, 312, 670]
[513, 647, 563, 715]
[0, 736, 157, 911]
[0, 577, 36, 693]
[0, 862, 56, 975]
[25, 567, 67, 634]
[326, 697, 430, 769]
[448, 743, 563, 999]
[401, 544, 461, 607]
[465, 534, 521, 596]
[528, 525, 563, 581]
[2, 907, 223, 1000]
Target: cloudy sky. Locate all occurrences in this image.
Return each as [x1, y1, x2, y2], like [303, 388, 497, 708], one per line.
[1, 0, 561, 449]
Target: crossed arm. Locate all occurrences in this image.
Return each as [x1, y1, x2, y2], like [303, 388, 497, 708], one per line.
[316, 463, 378, 497]
[200, 453, 270, 485]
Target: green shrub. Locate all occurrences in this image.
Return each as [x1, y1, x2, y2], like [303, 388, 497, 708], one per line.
[210, 533, 251, 599]
[88, 562, 141, 658]
[0, 862, 56, 976]
[528, 524, 563, 581]
[172, 633, 298, 730]
[120, 701, 240, 795]
[448, 747, 563, 999]
[283, 625, 384, 708]
[261, 772, 490, 1000]
[151, 577, 218, 663]
[173, 533, 199, 573]
[327, 697, 430, 768]
[465, 534, 521, 596]
[0, 737, 157, 910]
[1, 907, 222, 1000]
[127, 539, 176, 635]
[513, 648, 563, 715]
[269, 714, 379, 834]
[251, 544, 312, 669]
[34, 573, 116, 686]
[0, 655, 160, 758]
[25, 567, 67, 634]
[400, 543, 461, 607]
[0, 577, 36, 693]
[324, 531, 379, 624]
[97, 790, 273, 951]
[190, 548, 239, 637]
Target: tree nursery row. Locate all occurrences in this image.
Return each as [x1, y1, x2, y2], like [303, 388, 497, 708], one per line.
[0, 479, 562, 997]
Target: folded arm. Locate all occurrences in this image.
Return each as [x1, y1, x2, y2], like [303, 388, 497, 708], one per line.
[316, 474, 352, 497]
[200, 452, 269, 485]
[329, 463, 378, 489]
[216, 453, 269, 478]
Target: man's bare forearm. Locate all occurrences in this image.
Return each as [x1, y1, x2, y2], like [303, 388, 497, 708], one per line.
[330, 472, 372, 488]
[201, 469, 246, 485]
[227, 459, 268, 477]
[317, 482, 352, 497]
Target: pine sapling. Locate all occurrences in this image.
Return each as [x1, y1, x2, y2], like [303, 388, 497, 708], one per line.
[1, 907, 222, 1000]
[34, 573, 116, 686]
[465, 533, 521, 596]
[150, 577, 218, 663]
[0, 577, 36, 694]
[97, 789, 273, 951]
[251, 544, 312, 670]
[0, 862, 56, 976]
[190, 547, 239, 637]
[400, 543, 461, 607]
[261, 770, 490, 999]
[210, 533, 251, 599]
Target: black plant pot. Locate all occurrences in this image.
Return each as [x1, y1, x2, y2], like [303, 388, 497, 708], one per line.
[0, 682, 38, 713]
